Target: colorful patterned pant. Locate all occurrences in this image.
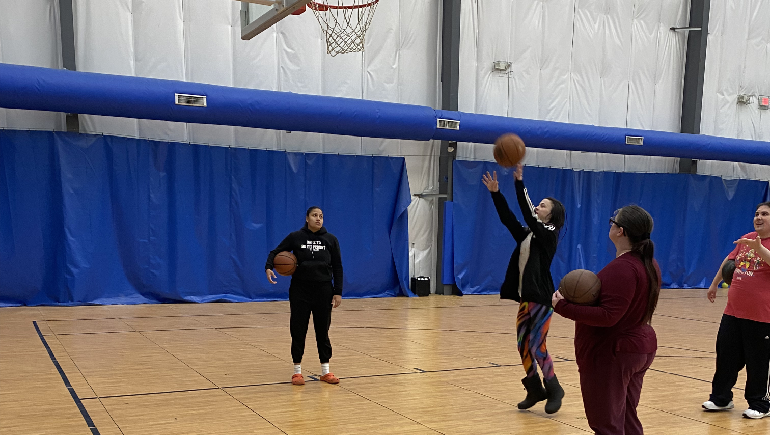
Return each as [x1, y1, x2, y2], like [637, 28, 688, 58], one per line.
[517, 301, 555, 380]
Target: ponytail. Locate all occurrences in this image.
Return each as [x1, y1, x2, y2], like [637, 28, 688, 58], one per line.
[632, 238, 659, 324]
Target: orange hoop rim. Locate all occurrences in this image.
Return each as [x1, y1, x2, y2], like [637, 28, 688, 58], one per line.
[309, 0, 379, 12]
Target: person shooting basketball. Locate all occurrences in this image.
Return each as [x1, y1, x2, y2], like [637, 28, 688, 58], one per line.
[265, 206, 343, 386]
[482, 162, 566, 414]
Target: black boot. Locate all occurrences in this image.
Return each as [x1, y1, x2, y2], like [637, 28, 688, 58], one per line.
[517, 374, 547, 409]
[543, 375, 565, 414]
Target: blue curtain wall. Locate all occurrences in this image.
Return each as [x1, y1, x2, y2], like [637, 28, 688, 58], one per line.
[0, 130, 412, 306]
[451, 160, 770, 295]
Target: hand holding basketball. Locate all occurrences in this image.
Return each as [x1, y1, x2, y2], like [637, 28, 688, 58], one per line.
[552, 289, 565, 307]
[514, 163, 523, 181]
[273, 251, 298, 276]
[482, 171, 499, 192]
[559, 269, 601, 305]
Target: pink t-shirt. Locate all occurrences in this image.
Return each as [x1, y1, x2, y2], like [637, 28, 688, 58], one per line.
[724, 232, 770, 323]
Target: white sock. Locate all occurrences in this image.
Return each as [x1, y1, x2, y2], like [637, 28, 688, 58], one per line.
[321, 363, 330, 375]
[294, 364, 301, 375]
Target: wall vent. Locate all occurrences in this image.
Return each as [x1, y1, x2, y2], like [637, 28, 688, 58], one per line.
[437, 119, 460, 130]
[625, 136, 644, 146]
[175, 93, 207, 107]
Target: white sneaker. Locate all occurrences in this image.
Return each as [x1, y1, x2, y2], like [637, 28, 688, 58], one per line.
[702, 400, 734, 411]
[742, 409, 770, 419]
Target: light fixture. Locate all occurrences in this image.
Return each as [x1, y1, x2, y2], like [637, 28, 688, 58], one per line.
[737, 94, 753, 105]
[492, 61, 511, 72]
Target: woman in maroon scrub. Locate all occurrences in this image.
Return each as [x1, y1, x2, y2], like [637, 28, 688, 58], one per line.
[552, 205, 661, 435]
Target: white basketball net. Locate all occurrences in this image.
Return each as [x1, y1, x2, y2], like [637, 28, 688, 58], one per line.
[308, 0, 379, 56]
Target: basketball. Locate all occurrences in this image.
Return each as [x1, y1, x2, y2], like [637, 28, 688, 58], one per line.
[493, 133, 526, 168]
[273, 251, 297, 276]
[559, 269, 601, 305]
[721, 259, 736, 286]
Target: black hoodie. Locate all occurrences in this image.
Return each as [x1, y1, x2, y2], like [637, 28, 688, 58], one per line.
[490, 179, 559, 306]
[265, 225, 343, 295]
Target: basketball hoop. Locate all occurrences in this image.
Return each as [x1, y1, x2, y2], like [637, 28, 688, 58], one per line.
[308, 0, 379, 56]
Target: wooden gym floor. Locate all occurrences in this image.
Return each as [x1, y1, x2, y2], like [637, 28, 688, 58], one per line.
[1, 288, 767, 434]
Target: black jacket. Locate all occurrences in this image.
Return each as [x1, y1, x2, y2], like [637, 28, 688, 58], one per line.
[265, 225, 343, 295]
[490, 179, 559, 306]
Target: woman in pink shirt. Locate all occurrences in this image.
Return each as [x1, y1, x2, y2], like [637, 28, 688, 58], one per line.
[703, 201, 770, 419]
[552, 205, 661, 435]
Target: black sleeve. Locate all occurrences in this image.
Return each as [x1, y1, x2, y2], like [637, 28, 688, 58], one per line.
[330, 235, 343, 295]
[515, 179, 557, 243]
[265, 233, 295, 270]
[490, 190, 529, 243]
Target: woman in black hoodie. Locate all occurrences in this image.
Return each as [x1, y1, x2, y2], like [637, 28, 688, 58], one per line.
[266, 206, 343, 386]
[482, 164, 566, 414]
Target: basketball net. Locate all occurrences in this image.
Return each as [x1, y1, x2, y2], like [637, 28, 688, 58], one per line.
[308, 0, 379, 56]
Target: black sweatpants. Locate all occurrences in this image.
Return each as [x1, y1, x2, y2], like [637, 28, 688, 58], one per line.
[289, 281, 334, 364]
[710, 314, 770, 413]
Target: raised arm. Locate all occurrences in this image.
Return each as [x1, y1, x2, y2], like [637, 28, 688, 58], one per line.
[490, 191, 529, 243]
[483, 171, 528, 242]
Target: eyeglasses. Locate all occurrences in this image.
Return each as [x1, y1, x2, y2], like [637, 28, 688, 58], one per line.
[609, 218, 621, 228]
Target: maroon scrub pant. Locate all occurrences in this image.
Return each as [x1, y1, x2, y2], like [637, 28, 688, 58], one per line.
[578, 351, 656, 435]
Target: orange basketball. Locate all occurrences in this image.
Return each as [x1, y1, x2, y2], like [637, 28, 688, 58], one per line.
[559, 269, 601, 305]
[493, 133, 526, 168]
[273, 251, 297, 276]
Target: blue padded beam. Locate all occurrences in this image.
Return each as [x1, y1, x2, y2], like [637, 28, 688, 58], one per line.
[1, 63, 768, 165]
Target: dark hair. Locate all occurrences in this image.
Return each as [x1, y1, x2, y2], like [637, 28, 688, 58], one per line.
[306, 206, 322, 217]
[545, 197, 566, 231]
[615, 205, 659, 325]
[757, 202, 770, 211]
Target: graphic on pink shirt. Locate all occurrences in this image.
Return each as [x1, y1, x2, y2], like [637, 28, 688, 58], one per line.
[736, 248, 764, 273]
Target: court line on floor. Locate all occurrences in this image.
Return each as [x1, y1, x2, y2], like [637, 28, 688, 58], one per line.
[33, 321, 101, 435]
[36, 302, 515, 323]
[123, 319, 289, 434]
[638, 403, 751, 434]
[77, 360, 576, 400]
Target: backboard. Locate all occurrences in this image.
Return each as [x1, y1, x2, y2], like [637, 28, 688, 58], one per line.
[238, 0, 311, 40]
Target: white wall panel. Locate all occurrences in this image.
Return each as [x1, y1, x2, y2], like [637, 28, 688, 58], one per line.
[652, 0, 688, 132]
[475, 0, 511, 117]
[232, 3, 280, 149]
[74, 0, 139, 137]
[458, 0, 689, 174]
[698, 0, 770, 181]
[0, 0, 64, 130]
[572, 0, 634, 128]
[133, 0, 188, 142]
[183, 0, 234, 146]
[458, 0, 478, 114]
[507, 1, 573, 122]
[625, 1, 658, 130]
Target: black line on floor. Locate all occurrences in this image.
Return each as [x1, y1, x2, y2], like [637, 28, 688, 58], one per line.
[646, 367, 744, 392]
[76, 361, 584, 400]
[654, 313, 720, 324]
[79, 386, 222, 401]
[38, 301, 510, 323]
[33, 321, 100, 435]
